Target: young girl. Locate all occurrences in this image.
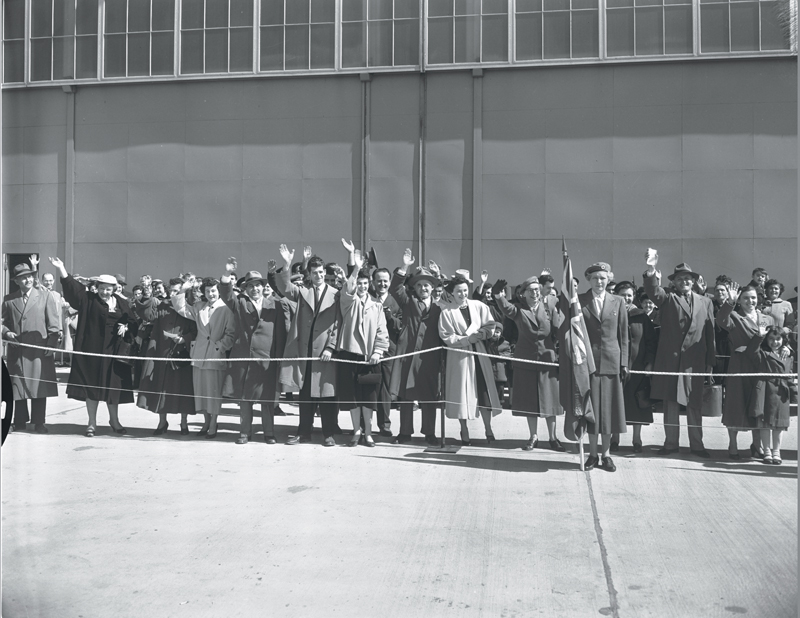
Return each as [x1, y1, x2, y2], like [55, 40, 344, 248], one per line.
[747, 325, 796, 465]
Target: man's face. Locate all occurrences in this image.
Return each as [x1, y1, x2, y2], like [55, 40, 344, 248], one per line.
[41, 274, 55, 290]
[414, 281, 432, 300]
[245, 281, 264, 301]
[309, 266, 325, 288]
[766, 284, 781, 301]
[169, 284, 182, 297]
[16, 274, 34, 293]
[618, 287, 635, 308]
[263, 282, 273, 299]
[154, 283, 166, 298]
[713, 285, 728, 303]
[133, 288, 143, 301]
[372, 272, 390, 296]
[673, 274, 694, 295]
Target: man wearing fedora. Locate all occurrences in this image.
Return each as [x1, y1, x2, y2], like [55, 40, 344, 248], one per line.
[2, 260, 61, 433]
[644, 249, 716, 458]
[220, 259, 290, 445]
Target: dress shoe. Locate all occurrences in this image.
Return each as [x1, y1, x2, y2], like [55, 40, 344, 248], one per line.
[772, 454, 782, 465]
[690, 449, 710, 459]
[600, 456, 617, 472]
[393, 434, 412, 444]
[728, 451, 741, 460]
[364, 436, 375, 447]
[762, 454, 774, 465]
[549, 438, 566, 452]
[198, 427, 209, 436]
[286, 435, 301, 445]
[85, 426, 95, 437]
[657, 447, 678, 455]
[111, 425, 127, 435]
[205, 432, 217, 440]
[236, 435, 250, 445]
[14, 423, 25, 432]
[34, 424, 49, 434]
[425, 434, 439, 446]
[347, 435, 361, 447]
[379, 429, 393, 437]
[263, 435, 277, 445]
[632, 443, 643, 453]
[153, 423, 169, 436]
[522, 437, 538, 451]
[323, 436, 336, 447]
[750, 443, 764, 459]
[609, 441, 619, 452]
[584, 455, 599, 470]
[485, 433, 496, 445]
[273, 406, 287, 416]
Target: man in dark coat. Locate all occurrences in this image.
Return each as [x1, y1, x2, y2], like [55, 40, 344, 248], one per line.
[643, 250, 716, 458]
[370, 267, 402, 437]
[2, 261, 61, 433]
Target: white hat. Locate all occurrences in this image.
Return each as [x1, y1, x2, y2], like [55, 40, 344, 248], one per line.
[454, 269, 473, 283]
[93, 274, 118, 286]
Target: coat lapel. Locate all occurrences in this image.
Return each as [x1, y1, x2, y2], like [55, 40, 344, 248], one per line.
[582, 292, 600, 322]
[676, 293, 692, 318]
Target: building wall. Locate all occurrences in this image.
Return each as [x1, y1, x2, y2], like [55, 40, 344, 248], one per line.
[3, 57, 797, 291]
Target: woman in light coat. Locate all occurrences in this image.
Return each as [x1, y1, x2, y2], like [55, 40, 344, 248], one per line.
[439, 274, 503, 445]
[172, 277, 236, 439]
[337, 251, 389, 446]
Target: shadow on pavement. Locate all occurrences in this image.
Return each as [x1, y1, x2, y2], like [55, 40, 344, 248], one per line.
[369, 451, 582, 473]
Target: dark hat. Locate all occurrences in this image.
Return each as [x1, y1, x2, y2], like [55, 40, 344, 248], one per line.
[520, 275, 540, 290]
[584, 262, 611, 280]
[115, 274, 127, 286]
[408, 268, 439, 288]
[667, 263, 701, 281]
[11, 263, 36, 279]
[241, 270, 268, 287]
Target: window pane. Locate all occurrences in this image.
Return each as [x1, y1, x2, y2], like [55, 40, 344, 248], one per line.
[261, 0, 285, 25]
[181, 29, 204, 72]
[342, 21, 367, 66]
[52, 36, 74, 79]
[152, 1, 174, 30]
[572, 9, 598, 57]
[286, 1, 310, 24]
[517, 0, 542, 11]
[75, 35, 97, 77]
[664, 4, 692, 53]
[635, 6, 662, 54]
[700, 4, 729, 52]
[182, 0, 204, 28]
[151, 31, 173, 73]
[394, 17, 419, 64]
[429, 0, 454, 17]
[128, 0, 149, 31]
[32, 0, 53, 37]
[395, 0, 420, 19]
[368, 19, 393, 65]
[285, 24, 310, 68]
[205, 28, 228, 71]
[311, 0, 335, 22]
[543, 10, 569, 57]
[428, 16, 453, 62]
[607, 8, 634, 55]
[207, 0, 229, 28]
[730, 2, 759, 50]
[310, 23, 334, 67]
[105, 0, 127, 33]
[573, 0, 597, 9]
[369, 0, 393, 19]
[515, 12, 542, 59]
[76, 0, 98, 34]
[454, 15, 480, 62]
[482, 14, 507, 60]
[104, 33, 126, 76]
[230, 26, 253, 70]
[455, 0, 480, 15]
[53, 0, 68, 37]
[343, 0, 367, 20]
[4, 0, 25, 40]
[4, 40, 25, 82]
[607, 0, 633, 6]
[231, 0, 254, 26]
[544, 0, 569, 11]
[483, 0, 507, 14]
[128, 31, 149, 75]
[260, 25, 284, 68]
[761, 1, 790, 50]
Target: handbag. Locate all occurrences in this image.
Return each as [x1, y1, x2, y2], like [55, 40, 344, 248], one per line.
[356, 369, 382, 385]
[634, 378, 652, 409]
[702, 384, 723, 417]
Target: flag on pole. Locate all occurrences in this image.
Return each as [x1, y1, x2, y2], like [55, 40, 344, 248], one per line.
[558, 238, 595, 441]
[367, 247, 379, 269]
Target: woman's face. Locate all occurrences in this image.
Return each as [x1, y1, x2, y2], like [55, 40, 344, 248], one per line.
[767, 332, 784, 351]
[618, 287, 635, 308]
[642, 299, 655, 314]
[356, 277, 370, 298]
[589, 272, 609, 294]
[739, 289, 758, 313]
[453, 282, 470, 305]
[714, 285, 728, 303]
[766, 284, 781, 301]
[97, 283, 115, 300]
[483, 287, 493, 301]
[133, 288, 143, 301]
[523, 283, 541, 306]
[204, 285, 220, 304]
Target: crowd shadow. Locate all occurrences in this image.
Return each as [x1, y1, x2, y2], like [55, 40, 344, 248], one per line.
[368, 450, 581, 474]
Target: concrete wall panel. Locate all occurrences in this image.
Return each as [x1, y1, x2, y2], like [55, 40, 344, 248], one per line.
[754, 169, 798, 238]
[369, 115, 418, 179]
[3, 127, 24, 185]
[127, 242, 184, 283]
[611, 238, 683, 284]
[127, 182, 185, 242]
[682, 104, 754, 170]
[545, 107, 613, 173]
[127, 122, 186, 183]
[681, 171, 754, 238]
[483, 110, 546, 175]
[300, 178, 355, 241]
[682, 238, 753, 283]
[613, 63, 683, 107]
[74, 242, 128, 278]
[73, 182, 128, 243]
[23, 125, 66, 184]
[371, 74, 419, 116]
[613, 172, 683, 239]
[612, 106, 682, 172]
[242, 119, 304, 180]
[754, 102, 797, 170]
[76, 83, 185, 125]
[544, 173, 614, 239]
[426, 174, 472, 240]
[3, 185, 25, 245]
[183, 181, 242, 242]
[242, 179, 303, 241]
[23, 183, 62, 244]
[481, 239, 547, 287]
[302, 116, 360, 179]
[482, 174, 545, 240]
[3, 88, 65, 128]
[185, 120, 244, 182]
[75, 123, 129, 182]
[367, 176, 416, 240]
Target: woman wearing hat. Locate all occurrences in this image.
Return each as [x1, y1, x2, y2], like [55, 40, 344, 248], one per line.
[49, 258, 138, 436]
[492, 275, 565, 451]
[439, 272, 503, 445]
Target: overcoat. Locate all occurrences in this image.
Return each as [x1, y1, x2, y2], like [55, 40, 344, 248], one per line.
[438, 300, 502, 419]
[624, 307, 658, 424]
[275, 269, 340, 398]
[716, 302, 774, 428]
[219, 281, 290, 403]
[2, 286, 60, 400]
[339, 284, 389, 359]
[644, 273, 716, 408]
[133, 297, 197, 414]
[746, 334, 794, 429]
[60, 275, 138, 404]
[388, 271, 443, 401]
[171, 293, 236, 370]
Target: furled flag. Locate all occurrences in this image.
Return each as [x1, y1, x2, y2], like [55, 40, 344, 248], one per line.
[558, 238, 596, 441]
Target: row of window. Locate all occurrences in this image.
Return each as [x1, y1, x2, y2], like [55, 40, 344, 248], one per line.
[3, 0, 794, 84]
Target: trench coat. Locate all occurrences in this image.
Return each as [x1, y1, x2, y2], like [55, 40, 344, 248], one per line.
[388, 271, 443, 401]
[644, 273, 716, 408]
[219, 281, 290, 403]
[339, 284, 390, 359]
[133, 297, 197, 415]
[60, 275, 138, 404]
[439, 300, 502, 419]
[171, 293, 236, 370]
[716, 302, 774, 428]
[275, 269, 340, 398]
[2, 287, 61, 400]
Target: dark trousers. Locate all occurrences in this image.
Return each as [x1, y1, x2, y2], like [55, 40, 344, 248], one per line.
[398, 401, 437, 437]
[298, 378, 338, 438]
[240, 401, 274, 437]
[14, 398, 46, 427]
[374, 362, 393, 431]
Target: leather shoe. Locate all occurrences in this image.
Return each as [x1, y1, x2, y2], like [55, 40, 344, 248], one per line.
[600, 456, 617, 472]
[13, 423, 25, 432]
[609, 441, 619, 452]
[393, 434, 412, 444]
[690, 449, 710, 458]
[180, 425, 189, 435]
[236, 435, 249, 445]
[657, 447, 678, 455]
[632, 443, 643, 453]
[364, 436, 375, 447]
[153, 423, 169, 436]
[584, 455, 599, 470]
[34, 424, 49, 434]
[286, 435, 310, 445]
[379, 429, 393, 437]
[750, 443, 764, 459]
[728, 451, 741, 460]
[522, 437, 538, 451]
[323, 436, 336, 447]
[263, 435, 277, 445]
[549, 438, 566, 452]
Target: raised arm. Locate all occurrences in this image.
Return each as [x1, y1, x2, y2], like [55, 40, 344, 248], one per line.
[389, 248, 415, 306]
[275, 244, 301, 302]
[642, 248, 668, 308]
[171, 280, 197, 320]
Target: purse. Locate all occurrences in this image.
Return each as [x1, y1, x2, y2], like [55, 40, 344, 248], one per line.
[356, 369, 382, 385]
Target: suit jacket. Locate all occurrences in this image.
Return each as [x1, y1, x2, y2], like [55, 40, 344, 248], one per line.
[172, 293, 236, 371]
[495, 294, 562, 369]
[644, 273, 716, 407]
[578, 291, 629, 375]
[2, 287, 61, 399]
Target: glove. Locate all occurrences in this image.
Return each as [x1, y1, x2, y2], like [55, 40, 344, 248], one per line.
[491, 279, 507, 297]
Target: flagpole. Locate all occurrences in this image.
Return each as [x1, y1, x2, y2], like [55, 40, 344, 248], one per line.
[572, 328, 585, 472]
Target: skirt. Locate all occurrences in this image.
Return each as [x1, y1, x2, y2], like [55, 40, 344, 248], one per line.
[511, 364, 561, 418]
[192, 367, 225, 415]
[337, 351, 381, 410]
[586, 373, 626, 436]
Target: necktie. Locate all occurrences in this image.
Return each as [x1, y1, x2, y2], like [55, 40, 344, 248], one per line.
[314, 286, 321, 311]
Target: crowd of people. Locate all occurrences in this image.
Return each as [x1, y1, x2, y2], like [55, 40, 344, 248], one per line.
[2, 243, 797, 471]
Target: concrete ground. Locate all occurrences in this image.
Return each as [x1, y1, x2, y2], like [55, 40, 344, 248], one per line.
[2, 371, 797, 618]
